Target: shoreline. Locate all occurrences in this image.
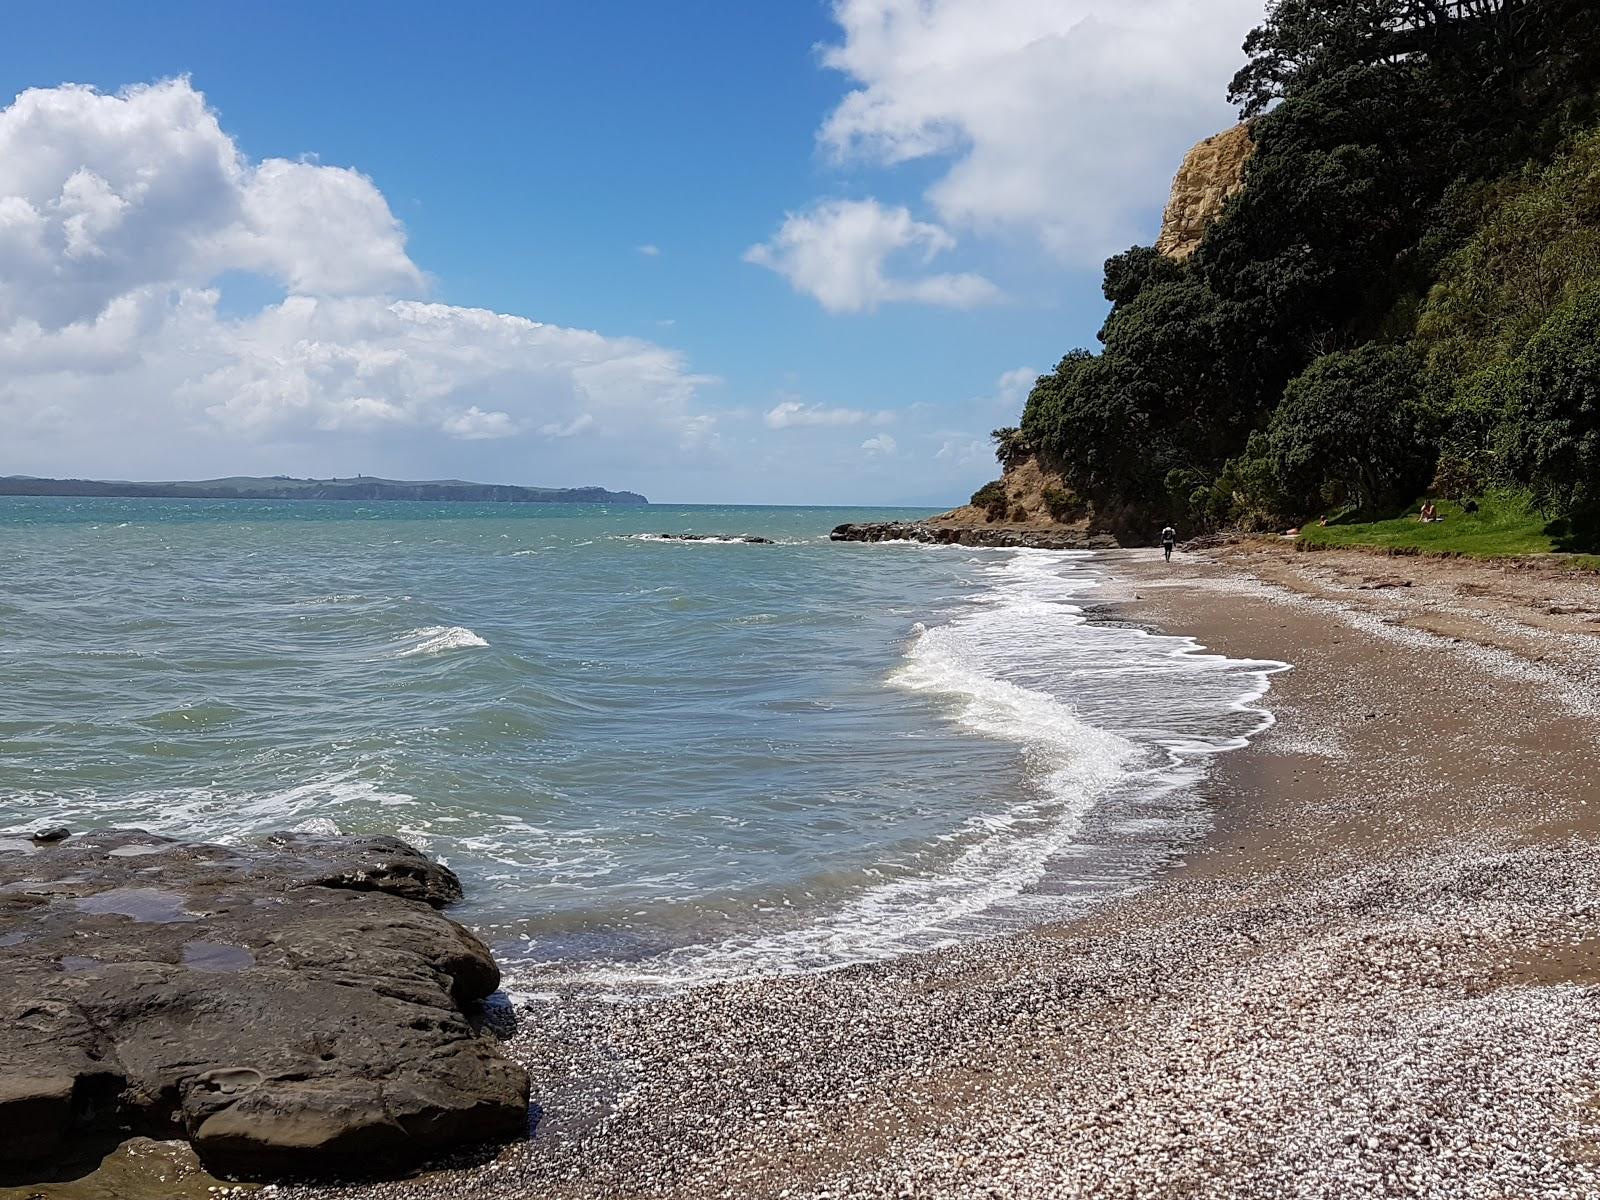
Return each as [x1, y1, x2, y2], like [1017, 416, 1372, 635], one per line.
[16, 541, 1600, 1198]
[293, 539, 1600, 1199]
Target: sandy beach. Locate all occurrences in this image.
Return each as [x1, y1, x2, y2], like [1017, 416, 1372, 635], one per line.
[268, 543, 1600, 1200]
[13, 542, 1600, 1200]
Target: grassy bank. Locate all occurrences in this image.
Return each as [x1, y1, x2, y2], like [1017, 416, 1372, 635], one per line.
[1296, 493, 1600, 569]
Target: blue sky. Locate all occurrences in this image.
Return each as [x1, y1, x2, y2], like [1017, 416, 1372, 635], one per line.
[0, 1, 1261, 505]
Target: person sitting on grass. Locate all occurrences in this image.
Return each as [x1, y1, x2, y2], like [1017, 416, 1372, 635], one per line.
[1418, 501, 1440, 523]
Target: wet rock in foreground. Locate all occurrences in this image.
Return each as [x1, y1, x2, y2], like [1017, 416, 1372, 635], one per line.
[0, 829, 529, 1181]
[830, 521, 1119, 550]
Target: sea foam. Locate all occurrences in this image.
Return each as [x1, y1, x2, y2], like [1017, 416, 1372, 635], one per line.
[395, 625, 489, 657]
[535, 549, 1285, 988]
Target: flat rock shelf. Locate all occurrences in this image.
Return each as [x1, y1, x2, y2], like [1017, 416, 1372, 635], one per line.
[830, 521, 1119, 550]
[0, 830, 529, 1181]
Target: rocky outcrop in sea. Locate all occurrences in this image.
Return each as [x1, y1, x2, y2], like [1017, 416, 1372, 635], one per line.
[830, 522, 1119, 550]
[0, 829, 528, 1180]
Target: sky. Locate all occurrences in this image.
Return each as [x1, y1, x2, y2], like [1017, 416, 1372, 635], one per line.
[0, 1, 1264, 505]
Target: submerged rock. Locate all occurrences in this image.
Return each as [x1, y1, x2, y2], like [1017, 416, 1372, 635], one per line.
[830, 522, 1119, 551]
[0, 829, 528, 1180]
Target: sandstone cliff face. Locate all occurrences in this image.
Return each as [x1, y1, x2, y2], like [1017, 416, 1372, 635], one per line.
[1155, 122, 1255, 260]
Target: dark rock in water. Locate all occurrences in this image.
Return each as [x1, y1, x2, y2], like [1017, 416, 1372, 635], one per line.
[29, 826, 71, 843]
[656, 533, 774, 544]
[829, 521, 1119, 551]
[0, 829, 529, 1180]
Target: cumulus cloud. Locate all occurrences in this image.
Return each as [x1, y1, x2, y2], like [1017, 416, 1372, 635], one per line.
[744, 198, 1001, 313]
[0, 80, 716, 483]
[764, 398, 892, 429]
[817, 0, 1262, 264]
[0, 80, 420, 330]
[861, 433, 898, 455]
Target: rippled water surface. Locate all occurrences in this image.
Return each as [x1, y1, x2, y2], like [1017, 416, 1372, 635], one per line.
[0, 497, 1281, 985]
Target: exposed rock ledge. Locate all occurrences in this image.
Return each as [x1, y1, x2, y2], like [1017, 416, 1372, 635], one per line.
[0, 829, 529, 1180]
[1155, 121, 1255, 260]
[830, 522, 1118, 550]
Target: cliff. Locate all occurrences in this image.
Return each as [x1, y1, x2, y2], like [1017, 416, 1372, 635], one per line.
[1154, 122, 1255, 260]
[931, 455, 1086, 529]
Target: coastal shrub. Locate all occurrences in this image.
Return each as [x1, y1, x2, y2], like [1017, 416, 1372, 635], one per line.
[1418, 127, 1600, 380]
[1041, 486, 1082, 522]
[990, 426, 1034, 469]
[1101, 245, 1184, 308]
[970, 480, 1009, 522]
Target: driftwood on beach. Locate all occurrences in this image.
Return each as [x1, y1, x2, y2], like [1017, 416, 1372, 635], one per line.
[0, 829, 528, 1179]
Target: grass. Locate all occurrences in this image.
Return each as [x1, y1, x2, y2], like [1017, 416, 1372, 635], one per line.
[1296, 491, 1592, 561]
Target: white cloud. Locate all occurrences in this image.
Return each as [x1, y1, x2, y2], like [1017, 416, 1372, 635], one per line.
[764, 398, 892, 429]
[637, 243, 661, 257]
[0, 80, 719, 485]
[744, 198, 1001, 313]
[442, 406, 519, 440]
[861, 433, 897, 455]
[0, 79, 420, 330]
[817, 0, 1262, 264]
[539, 413, 596, 438]
[991, 366, 1037, 411]
[934, 436, 987, 466]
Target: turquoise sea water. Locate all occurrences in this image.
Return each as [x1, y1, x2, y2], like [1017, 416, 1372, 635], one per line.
[0, 498, 1281, 987]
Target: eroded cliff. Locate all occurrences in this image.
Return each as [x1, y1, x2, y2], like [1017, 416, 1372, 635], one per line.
[1155, 122, 1255, 260]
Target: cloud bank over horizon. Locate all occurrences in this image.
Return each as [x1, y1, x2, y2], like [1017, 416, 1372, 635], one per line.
[0, 79, 726, 492]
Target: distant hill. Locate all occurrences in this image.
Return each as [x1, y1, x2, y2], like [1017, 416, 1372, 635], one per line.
[0, 475, 648, 505]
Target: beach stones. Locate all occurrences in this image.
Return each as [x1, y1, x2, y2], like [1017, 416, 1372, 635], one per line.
[0, 829, 529, 1179]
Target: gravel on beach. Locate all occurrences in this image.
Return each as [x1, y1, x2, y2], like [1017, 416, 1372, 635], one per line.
[268, 547, 1600, 1199]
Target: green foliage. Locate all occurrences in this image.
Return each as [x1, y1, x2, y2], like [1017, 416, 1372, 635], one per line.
[1498, 286, 1600, 517]
[1010, 0, 1600, 539]
[989, 426, 1034, 469]
[1101, 246, 1184, 307]
[1428, 453, 1482, 501]
[1418, 127, 1600, 378]
[1245, 345, 1436, 515]
[1041, 486, 1083, 523]
[970, 480, 1009, 522]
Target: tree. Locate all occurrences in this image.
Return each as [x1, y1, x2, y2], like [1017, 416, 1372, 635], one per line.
[1252, 344, 1436, 515]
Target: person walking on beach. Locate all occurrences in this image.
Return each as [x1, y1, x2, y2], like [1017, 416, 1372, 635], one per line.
[1161, 523, 1176, 563]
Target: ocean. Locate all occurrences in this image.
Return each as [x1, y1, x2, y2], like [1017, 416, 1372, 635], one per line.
[0, 498, 1282, 988]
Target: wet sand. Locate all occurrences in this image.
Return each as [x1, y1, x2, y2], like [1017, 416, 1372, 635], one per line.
[22, 543, 1600, 1199]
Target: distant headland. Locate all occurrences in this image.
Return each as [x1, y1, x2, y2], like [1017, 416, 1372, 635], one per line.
[0, 474, 649, 505]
